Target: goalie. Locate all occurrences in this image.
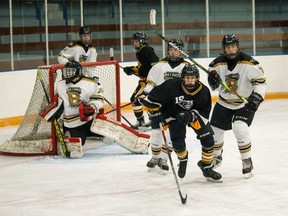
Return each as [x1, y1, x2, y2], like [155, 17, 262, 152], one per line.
[41, 60, 104, 147]
[41, 60, 150, 156]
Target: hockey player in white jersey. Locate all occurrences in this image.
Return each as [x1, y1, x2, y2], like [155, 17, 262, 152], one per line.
[207, 34, 266, 178]
[58, 26, 97, 64]
[140, 39, 190, 173]
[41, 60, 104, 146]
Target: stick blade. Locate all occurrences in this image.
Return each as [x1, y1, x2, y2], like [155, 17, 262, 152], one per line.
[150, 9, 156, 25]
[179, 191, 188, 205]
[109, 47, 114, 60]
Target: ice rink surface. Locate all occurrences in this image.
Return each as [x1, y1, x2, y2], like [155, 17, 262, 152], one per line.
[0, 99, 287, 216]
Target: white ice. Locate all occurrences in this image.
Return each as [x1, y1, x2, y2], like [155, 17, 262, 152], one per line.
[0, 99, 288, 216]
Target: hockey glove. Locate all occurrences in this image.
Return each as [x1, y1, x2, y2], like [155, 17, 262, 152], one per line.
[123, 66, 135, 76]
[150, 111, 167, 126]
[79, 102, 95, 121]
[176, 111, 197, 126]
[40, 95, 64, 122]
[245, 92, 264, 112]
[208, 70, 221, 90]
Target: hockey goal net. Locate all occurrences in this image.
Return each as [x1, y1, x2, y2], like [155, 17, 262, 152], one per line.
[0, 61, 121, 156]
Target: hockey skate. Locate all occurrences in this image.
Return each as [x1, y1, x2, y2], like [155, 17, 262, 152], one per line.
[197, 160, 223, 183]
[157, 158, 169, 175]
[178, 160, 188, 178]
[212, 150, 223, 170]
[131, 118, 150, 131]
[242, 157, 254, 178]
[146, 157, 160, 172]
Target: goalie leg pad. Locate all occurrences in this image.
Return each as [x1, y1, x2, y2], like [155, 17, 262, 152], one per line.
[90, 116, 150, 154]
[57, 137, 83, 158]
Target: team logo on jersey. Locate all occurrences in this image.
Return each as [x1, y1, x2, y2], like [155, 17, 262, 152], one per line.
[79, 55, 88, 62]
[175, 95, 193, 110]
[225, 73, 240, 93]
[66, 87, 82, 107]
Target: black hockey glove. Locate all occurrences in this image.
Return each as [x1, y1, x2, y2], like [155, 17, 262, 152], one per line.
[176, 111, 197, 126]
[150, 111, 167, 126]
[123, 66, 134, 76]
[245, 92, 264, 112]
[208, 70, 221, 90]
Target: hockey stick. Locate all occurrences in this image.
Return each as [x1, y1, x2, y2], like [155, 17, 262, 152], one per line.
[37, 68, 71, 158]
[161, 124, 187, 205]
[103, 97, 134, 127]
[103, 101, 134, 115]
[110, 47, 114, 60]
[149, 9, 247, 103]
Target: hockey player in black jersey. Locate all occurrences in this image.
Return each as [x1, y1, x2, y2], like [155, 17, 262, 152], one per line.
[140, 64, 222, 182]
[123, 31, 159, 129]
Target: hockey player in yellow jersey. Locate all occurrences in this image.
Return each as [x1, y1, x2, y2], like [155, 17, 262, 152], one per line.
[207, 34, 266, 178]
[58, 26, 97, 64]
[142, 39, 190, 174]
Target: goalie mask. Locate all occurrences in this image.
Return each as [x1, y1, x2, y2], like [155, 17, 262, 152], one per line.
[79, 26, 92, 45]
[167, 38, 184, 62]
[63, 61, 82, 84]
[222, 34, 240, 60]
[181, 64, 199, 92]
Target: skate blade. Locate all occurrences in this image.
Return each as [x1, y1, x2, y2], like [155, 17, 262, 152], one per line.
[156, 166, 168, 175]
[137, 126, 151, 132]
[212, 163, 222, 170]
[244, 172, 254, 179]
[147, 166, 157, 172]
[205, 177, 223, 183]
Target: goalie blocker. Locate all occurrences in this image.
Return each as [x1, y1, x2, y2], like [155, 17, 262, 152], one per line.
[91, 115, 150, 154]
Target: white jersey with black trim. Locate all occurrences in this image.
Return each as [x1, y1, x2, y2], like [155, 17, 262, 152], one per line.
[144, 58, 189, 94]
[55, 77, 103, 128]
[209, 52, 266, 110]
[58, 42, 97, 64]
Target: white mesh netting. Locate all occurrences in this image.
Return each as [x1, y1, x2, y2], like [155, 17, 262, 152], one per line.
[0, 61, 120, 156]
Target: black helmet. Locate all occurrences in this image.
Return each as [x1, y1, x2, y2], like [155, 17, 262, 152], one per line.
[79, 26, 92, 45]
[181, 64, 199, 79]
[168, 38, 184, 51]
[181, 64, 200, 91]
[132, 31, 148, 44]
[79, 26, 91, 35]
[63, 60, 82, 83]
[222, 34, 240, 59]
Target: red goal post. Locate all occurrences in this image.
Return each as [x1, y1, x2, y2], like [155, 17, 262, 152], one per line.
[0, 60, 121, 156]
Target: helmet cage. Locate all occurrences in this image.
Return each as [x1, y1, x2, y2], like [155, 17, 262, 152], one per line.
[63, 67, 78, 79]
[62, 61, 82, 83]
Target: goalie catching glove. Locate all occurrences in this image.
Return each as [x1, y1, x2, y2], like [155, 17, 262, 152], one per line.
[176, 110, 197, 125]
[40, 95, 64, 121]
[79, 102, 96, 121]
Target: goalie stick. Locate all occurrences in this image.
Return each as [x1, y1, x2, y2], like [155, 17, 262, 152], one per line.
[103, 97, 134, 127]
[149, 9, 247, 103]
[37, 68, 71, 158]
[161, 124, 187, 205]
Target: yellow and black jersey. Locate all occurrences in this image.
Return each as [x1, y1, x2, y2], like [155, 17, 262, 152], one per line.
[143, 78, 212, 120]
